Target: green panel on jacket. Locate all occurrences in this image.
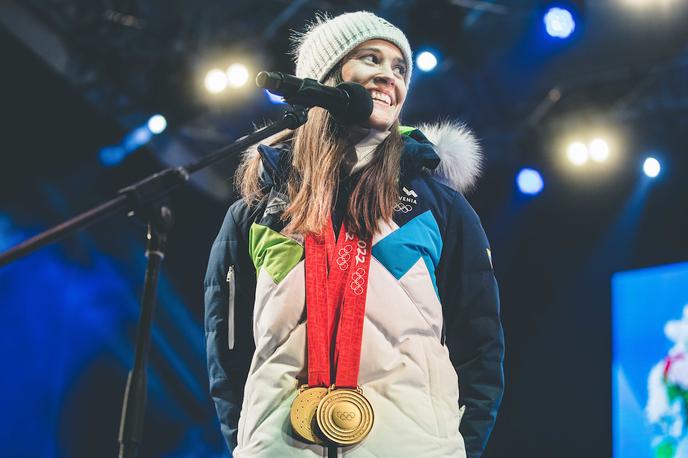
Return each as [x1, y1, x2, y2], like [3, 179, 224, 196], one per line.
[248, 223, 304, 284]
[398, 125, 417, 136]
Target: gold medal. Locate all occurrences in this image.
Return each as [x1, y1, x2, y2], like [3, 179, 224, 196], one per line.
[316, 386, 374, 446]
[290, 385, 328, 444]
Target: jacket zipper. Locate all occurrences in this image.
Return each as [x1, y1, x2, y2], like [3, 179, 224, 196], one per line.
[226, 265, 235, 350]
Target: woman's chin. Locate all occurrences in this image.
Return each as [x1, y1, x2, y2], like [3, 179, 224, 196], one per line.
[365, 115, 395, 131]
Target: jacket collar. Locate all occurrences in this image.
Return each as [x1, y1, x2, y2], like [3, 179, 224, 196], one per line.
[256, 143, 290, 187]
[398, 128, 441, 173]
[255, 121, 482, 193]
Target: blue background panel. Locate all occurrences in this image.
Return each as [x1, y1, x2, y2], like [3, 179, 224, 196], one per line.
[613, 262, 688, 458]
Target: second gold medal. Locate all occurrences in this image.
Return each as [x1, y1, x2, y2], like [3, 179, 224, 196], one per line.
[290, 385, 329, 444]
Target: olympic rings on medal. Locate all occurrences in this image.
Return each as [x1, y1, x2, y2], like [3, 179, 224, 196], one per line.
[350, 267, 366, 295]
[336, 411, 356, 421]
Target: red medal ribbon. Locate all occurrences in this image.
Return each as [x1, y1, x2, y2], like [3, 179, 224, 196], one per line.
[304, 230, 330, 387]
[304, 219, 372, 388]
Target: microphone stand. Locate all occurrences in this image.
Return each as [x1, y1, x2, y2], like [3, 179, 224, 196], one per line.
[0, 104, 309, 458]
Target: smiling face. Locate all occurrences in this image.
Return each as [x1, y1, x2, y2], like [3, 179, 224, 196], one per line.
[340, 39, 408, 131]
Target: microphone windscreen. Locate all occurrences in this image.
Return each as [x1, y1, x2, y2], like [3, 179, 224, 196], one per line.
[255, 71, 276, 90]
[334, 82, 373, 125]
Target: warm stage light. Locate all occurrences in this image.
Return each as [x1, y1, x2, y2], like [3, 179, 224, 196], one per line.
[544, 7, 576, 39]
[643, 157, 661, 178]
[147, 114, 167, 134]
[623, 0, 675, 8]
[227, 64, 249, 88]
[589, 138, 610, 162]
[205, 69, 227, 93]
[567, 142, 589, 166]
[417, 51, 438, 72]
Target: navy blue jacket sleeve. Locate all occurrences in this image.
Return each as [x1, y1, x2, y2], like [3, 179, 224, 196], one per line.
[204, 200, 257, 452]
[437, 193, 505, 458]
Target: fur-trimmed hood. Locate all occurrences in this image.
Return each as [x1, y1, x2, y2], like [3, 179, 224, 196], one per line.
[248, 120, 483, 194]
[416, 121, 483, 194]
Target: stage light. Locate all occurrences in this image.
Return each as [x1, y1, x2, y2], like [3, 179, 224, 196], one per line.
[99, 146, 126, 166]
[205, 69, 227, 93]
[99, 121, 159, 167]
[567, 142, 589, 166]
[622, 0, 675, 9]
[227, 64, 249, 88]
[517, 168, 544, 195]
[123, 126, 152, 152]
[589, 138, 610, 162]
[643, 157, 661, 178]
[544, 6, 576, 39]
[147, 114, 167, 134]
[416, 51, 438, 72]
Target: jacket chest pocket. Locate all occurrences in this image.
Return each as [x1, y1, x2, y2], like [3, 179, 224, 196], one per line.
[226, 265, 235, 350]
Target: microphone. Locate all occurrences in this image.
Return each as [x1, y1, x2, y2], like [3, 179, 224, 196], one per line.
[256, 71, 373, 125]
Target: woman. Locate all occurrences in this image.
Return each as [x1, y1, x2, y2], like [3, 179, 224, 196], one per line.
[204, 11, 504, 458]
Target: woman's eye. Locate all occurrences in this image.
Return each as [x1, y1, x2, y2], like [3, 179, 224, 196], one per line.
[361, 54, 378, 63]
[394, 65, 407, 76]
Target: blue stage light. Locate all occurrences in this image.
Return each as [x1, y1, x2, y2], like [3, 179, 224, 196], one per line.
[416, 51, 438, 72]
[643, 157, 661, 178]
[147, 114, 167, 134]
[517, 168, 544, 195]
[265, 89, 285, 105]
[123, 126, 153, 152]
[544, 7, 576, 39]
[99, 123, 157, 167]
[99, 145, 126, 166]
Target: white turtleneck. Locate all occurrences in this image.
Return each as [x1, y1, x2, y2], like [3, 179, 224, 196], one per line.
[349, 128, 391, 174]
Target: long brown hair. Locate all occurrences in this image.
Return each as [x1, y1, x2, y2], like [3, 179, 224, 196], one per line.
[235, 70, 403, 239]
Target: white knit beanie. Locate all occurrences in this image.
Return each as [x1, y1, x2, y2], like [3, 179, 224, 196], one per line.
[293, 11, 413, 86]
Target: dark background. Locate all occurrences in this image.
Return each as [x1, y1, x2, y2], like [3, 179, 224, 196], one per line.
[1, 1, 687, 457]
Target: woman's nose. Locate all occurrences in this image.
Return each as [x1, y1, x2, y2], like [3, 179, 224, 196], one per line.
[374, 72, 395, 87]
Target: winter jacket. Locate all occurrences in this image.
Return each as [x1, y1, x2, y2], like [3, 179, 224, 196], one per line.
[204, 122, 504, 458]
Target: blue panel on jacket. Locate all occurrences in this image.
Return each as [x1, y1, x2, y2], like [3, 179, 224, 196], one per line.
[372, 210, 443, 296]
